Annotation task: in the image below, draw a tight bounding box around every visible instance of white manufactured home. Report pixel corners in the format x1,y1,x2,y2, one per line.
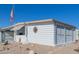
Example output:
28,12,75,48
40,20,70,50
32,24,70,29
0,19,76,46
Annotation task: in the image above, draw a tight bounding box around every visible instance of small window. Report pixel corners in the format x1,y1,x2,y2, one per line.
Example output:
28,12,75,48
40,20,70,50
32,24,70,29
19,33,24,35
16,27,25,35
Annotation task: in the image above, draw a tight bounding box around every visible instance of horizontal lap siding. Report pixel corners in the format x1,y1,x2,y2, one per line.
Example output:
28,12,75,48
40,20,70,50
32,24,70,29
66,30,73,43
66,36,72,43
0,32,1,42
56,35,65,44
14,26,28,44
15,35,27,44
73,31,76,42
76,30,79,40
56,26,75,45
28,24,55,46
56,27,65,44
4,31,14,43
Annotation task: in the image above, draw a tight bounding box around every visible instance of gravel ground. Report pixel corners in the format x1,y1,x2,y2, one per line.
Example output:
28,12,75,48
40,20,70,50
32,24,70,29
0,41,79,54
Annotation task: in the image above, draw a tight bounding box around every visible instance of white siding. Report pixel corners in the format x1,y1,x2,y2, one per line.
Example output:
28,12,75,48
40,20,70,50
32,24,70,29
66,30,73,43
56,35,65,44
75,30,79,40
0,32,1,42
73,30,76,42
28,24,55,46
14,30,27,44
56,26,75,45
15,35,27,44
14,26,28,44
56,27,65,45
3,31,14,43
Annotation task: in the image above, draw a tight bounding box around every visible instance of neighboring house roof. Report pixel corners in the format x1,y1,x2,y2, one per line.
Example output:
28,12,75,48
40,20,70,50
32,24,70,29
0,19,76,31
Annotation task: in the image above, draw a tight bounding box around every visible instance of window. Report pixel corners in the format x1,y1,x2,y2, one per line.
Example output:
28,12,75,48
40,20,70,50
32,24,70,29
19,33,24,35
16,27,25,35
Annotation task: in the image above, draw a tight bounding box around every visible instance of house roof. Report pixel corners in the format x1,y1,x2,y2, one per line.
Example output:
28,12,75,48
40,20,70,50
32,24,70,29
53,20,76,30
11,25,24,31
0,19,76,31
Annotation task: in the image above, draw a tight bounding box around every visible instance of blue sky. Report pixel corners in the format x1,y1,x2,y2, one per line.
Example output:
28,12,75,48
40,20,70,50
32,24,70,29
0,4,79,28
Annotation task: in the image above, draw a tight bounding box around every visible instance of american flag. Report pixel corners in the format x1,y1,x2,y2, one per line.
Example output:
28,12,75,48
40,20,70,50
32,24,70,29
10,6,14,25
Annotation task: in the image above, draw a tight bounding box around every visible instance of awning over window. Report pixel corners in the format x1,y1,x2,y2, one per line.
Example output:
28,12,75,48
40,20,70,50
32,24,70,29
11,25,24,31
